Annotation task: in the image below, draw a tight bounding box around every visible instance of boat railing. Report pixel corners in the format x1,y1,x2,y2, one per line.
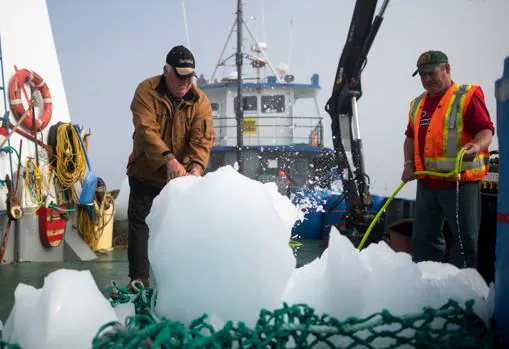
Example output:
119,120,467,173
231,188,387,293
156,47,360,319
212,115,323,146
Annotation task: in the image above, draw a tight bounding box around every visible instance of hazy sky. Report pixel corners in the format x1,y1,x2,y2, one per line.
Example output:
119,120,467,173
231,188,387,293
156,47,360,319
46,0,509,197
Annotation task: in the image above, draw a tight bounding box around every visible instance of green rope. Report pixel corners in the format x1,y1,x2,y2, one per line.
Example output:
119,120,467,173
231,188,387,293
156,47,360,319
0,338,22,349
0,146,20,160
0,283,494,348
47,203,75,213
92,284,493,349
0,146,21,188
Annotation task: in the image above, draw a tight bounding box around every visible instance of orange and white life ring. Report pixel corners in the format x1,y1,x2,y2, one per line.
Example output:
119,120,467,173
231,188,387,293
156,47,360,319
8,69,52,132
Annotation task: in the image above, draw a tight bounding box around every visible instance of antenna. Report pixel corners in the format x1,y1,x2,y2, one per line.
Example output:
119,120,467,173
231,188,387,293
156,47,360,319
287,18,293,72
181,0,191,49
260,0,267,43
209,0,282,83
236,0,244,174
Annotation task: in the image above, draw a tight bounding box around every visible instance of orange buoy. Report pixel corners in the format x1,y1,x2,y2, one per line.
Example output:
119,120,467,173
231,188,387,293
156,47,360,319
8,69,52,132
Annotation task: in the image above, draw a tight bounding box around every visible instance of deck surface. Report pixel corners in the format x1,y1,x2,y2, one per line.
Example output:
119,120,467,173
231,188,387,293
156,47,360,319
0,239,325,323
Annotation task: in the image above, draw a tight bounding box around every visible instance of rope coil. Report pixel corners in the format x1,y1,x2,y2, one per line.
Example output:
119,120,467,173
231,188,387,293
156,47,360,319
53,123,86,190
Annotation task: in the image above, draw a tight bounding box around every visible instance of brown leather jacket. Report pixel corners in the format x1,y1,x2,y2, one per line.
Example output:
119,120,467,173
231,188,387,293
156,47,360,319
126,75,213,188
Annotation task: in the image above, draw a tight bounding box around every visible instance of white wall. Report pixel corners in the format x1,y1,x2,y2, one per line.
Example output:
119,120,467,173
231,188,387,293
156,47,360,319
0,0,71,210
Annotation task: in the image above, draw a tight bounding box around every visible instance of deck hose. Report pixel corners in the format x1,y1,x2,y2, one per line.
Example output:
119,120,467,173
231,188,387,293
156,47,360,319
357,149,466,250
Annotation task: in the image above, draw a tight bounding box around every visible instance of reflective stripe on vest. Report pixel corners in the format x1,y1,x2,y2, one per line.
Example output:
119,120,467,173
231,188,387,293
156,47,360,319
409,93,425,125
423,154,488,172
409,83,489,180
444,84,469,158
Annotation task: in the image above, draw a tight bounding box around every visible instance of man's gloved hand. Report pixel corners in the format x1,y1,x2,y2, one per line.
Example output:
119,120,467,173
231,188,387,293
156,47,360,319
167,158,187,181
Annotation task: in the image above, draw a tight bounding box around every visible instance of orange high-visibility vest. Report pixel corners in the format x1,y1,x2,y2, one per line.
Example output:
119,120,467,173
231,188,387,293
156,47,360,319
408,83,489,181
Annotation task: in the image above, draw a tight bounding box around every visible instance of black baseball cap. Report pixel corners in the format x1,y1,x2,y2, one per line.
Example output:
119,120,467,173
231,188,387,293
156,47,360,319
166,45,196,79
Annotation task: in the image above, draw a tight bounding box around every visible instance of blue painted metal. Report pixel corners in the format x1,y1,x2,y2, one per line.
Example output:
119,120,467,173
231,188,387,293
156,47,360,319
495,55,509,344
212,144,334,154
291,188,387,239
201,74,320,90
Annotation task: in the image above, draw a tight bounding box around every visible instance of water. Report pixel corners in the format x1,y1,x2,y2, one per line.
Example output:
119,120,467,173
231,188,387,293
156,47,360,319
455,178,467,268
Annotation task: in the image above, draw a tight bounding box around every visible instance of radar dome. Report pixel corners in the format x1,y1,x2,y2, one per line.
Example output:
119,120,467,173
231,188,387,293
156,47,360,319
251,42,267,53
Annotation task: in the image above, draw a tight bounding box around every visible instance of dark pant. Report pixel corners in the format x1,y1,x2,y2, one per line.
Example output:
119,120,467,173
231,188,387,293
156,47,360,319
127,176,162,279
411,180,481,269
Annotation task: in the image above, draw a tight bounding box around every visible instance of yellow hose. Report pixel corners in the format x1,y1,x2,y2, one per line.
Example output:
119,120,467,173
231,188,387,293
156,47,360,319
356,149,466,250
357,181,406,250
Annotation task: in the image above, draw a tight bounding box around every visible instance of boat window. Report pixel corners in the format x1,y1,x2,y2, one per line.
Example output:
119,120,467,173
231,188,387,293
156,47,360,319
289,158,310,187
234,96,257,111
257,156,289,195
261,95,285,113
211,103,220,118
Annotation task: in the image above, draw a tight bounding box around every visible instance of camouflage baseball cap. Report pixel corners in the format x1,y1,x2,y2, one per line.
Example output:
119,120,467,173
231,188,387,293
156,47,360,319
412,50,448,77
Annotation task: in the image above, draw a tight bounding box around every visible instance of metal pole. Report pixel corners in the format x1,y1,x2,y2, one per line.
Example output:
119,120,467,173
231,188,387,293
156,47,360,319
0,34,16,191
350,95,361,141
378,0,390,17
235,0,244,174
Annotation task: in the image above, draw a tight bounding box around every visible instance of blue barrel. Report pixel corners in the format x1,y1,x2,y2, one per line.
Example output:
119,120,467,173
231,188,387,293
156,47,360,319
495,56,509,343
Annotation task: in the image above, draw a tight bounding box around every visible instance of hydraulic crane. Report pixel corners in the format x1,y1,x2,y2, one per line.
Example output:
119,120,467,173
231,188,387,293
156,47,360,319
325,0,390,232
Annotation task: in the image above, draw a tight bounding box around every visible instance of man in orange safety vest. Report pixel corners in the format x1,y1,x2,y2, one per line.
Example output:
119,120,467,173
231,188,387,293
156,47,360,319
401,50,494,268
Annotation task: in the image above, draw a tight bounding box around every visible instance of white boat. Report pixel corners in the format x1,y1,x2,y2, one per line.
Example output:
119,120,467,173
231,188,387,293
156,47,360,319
199,4,336,190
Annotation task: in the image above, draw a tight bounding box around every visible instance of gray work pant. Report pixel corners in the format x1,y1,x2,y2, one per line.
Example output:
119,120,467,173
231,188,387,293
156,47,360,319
411,180,481,268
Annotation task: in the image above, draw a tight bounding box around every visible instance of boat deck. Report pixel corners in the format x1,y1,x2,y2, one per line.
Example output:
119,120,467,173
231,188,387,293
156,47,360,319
0,240,325,323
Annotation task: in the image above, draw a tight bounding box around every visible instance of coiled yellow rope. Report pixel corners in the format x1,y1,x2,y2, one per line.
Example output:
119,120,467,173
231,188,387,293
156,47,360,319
54,123,86,190
78,194,115,250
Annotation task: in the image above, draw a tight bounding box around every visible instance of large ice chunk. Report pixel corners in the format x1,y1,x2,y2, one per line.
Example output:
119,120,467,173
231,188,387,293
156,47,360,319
283,228,493,325
148,166,300,326
3,269,118,349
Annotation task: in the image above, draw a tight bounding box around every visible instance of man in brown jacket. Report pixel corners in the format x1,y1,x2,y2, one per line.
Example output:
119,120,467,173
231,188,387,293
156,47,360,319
126,45,213,287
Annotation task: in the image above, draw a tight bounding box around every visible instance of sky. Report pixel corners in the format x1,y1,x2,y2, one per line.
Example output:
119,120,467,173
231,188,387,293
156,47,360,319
46,0,509,197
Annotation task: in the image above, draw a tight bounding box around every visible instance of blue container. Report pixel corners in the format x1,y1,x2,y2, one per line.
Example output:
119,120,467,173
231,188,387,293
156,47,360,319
495,55,509,343
291,187,387,239
291,188,332,239
292,211,323,239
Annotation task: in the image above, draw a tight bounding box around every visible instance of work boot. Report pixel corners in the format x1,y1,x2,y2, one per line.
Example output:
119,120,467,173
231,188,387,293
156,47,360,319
109,278,149,300
127,278,149,293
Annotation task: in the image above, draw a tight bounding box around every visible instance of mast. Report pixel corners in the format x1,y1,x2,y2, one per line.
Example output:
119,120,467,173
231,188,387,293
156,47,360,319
235,0,244,173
